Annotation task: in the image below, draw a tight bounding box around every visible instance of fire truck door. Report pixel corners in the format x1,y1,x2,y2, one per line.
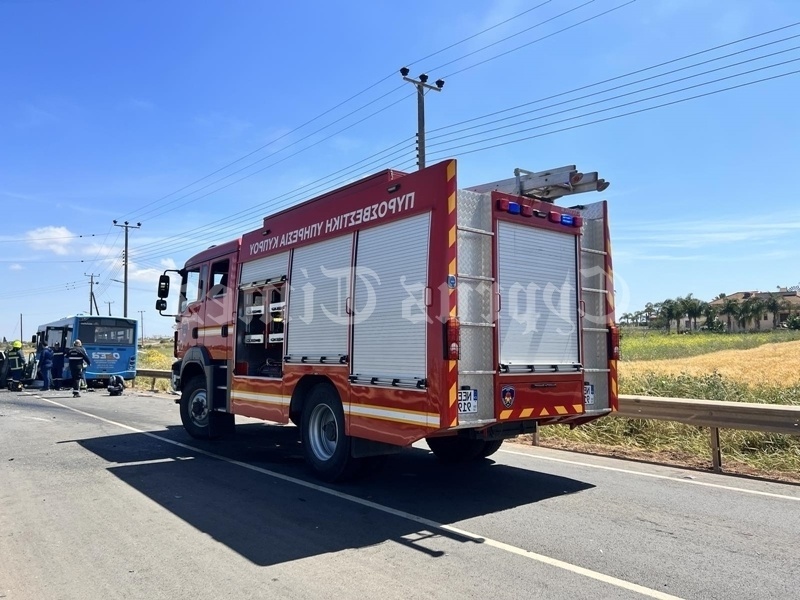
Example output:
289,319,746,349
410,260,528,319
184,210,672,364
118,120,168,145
203,258,232,362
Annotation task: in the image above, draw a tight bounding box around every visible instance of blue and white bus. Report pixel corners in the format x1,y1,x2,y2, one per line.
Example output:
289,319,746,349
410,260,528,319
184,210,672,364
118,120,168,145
34,315,138,386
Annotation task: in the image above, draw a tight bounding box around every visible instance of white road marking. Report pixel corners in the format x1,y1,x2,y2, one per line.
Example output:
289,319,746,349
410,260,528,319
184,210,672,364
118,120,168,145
499,448,800,502
39,396,684,600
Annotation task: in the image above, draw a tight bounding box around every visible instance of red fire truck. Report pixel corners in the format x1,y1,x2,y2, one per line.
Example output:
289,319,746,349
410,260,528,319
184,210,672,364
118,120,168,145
155,159,618,481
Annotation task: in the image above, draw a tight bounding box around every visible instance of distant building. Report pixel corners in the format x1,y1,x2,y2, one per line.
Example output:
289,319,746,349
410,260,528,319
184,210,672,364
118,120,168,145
708,289,800,332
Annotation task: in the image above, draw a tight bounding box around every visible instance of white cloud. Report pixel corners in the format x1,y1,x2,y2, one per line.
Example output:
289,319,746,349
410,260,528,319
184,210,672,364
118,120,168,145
25,226,75,255
9,264,23,271
129,258,177,283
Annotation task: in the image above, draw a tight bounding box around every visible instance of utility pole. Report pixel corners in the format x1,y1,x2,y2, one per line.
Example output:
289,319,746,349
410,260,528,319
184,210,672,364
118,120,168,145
113,220,141,318
138,310,145,348
85,273,100,315
20,313,23,345
400,67,444,170
104,300,115,316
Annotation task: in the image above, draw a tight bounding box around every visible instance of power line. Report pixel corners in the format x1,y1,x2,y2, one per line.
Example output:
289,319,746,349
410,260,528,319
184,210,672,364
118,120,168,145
0,233,103,243
428,0,598,74
427,44,800,148
123,2,556,222
429,21,800,134
426,68,800,159
137,39,787,264
130,138,416,258
441,0,637,78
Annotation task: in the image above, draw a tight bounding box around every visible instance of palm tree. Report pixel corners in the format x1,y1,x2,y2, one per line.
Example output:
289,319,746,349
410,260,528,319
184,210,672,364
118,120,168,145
681,294,704,331
763,292,785,329
719,298,739,332
643,302,655,327
703,303,719,330
659,299,679,333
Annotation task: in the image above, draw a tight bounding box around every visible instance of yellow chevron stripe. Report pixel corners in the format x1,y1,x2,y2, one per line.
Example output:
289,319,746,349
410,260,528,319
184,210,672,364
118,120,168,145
449,382,457,407
520,408,534,418
450,416,459,427
500,409,513,420
573,404,583,413
447,160,456,181
449,225,456,248
540,407,550,417
448,191,456,214
554,405,568,415
449,258,456,274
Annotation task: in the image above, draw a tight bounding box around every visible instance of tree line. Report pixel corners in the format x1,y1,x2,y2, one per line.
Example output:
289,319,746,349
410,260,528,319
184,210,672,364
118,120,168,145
619,292,800,333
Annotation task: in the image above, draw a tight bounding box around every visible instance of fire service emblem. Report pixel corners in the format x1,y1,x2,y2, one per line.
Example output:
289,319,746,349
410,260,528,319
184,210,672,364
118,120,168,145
501,386,515,408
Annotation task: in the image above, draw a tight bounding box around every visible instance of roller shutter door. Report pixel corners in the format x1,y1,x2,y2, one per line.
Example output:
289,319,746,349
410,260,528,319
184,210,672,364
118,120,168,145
497,221,579,367
352,213,430,381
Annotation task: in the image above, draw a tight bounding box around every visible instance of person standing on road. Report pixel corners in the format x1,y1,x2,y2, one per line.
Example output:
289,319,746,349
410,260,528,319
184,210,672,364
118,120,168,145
40,341,54,391
52,342,65,390
66,340,91,398
6,340,26,391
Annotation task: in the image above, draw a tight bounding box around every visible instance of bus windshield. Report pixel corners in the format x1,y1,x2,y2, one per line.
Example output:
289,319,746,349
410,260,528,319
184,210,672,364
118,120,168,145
78,318,135,345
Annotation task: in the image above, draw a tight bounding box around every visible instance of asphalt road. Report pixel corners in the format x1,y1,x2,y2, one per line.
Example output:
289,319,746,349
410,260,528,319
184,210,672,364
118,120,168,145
1,388,799,600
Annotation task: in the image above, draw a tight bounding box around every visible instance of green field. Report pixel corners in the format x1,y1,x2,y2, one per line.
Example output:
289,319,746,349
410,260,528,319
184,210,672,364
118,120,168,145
620,328,800,361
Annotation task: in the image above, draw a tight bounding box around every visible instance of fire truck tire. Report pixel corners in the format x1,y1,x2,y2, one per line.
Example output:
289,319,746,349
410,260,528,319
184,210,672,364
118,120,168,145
180,376,214,439
426,436,486,462
479,440,504,458
301,383,361,482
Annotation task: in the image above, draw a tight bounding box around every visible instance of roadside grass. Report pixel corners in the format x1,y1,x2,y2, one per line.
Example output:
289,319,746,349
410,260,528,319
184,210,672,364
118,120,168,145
134,344,175,392
620,329,800,361
540,344,800,482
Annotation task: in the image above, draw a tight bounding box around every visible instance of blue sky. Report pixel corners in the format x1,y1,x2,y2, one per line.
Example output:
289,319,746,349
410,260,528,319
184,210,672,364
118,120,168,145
2,0,799,338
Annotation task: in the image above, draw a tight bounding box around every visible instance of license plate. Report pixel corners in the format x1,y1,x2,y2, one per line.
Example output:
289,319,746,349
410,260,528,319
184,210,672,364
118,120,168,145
584,383,595,405
457,389,478,414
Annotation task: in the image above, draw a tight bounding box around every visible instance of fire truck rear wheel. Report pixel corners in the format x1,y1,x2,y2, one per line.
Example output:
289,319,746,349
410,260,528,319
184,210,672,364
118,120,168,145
426,436,486,462
480,440,504,458
180,376,212,439
301,383,361,482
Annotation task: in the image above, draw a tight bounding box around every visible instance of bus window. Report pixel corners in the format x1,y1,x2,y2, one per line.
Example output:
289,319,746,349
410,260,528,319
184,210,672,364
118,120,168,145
78,319,135,345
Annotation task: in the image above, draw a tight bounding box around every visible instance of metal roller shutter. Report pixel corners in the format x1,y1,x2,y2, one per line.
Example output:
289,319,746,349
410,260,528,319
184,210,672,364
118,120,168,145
286,235,352,358
239,252,289,286
497,221,579,367
352,212,430,381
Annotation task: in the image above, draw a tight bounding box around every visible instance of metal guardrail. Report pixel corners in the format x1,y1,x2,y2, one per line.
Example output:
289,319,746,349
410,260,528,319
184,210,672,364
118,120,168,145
618,395,800,436
134,369,171,392
618,394,800,473
133,370,800,472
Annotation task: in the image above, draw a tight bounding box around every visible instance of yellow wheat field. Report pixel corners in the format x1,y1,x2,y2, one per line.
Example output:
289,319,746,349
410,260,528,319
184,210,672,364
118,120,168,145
620,340,800,387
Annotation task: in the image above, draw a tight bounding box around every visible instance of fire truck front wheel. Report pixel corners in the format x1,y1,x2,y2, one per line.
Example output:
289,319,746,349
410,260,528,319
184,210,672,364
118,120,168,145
180,376,212,438
301,384,361,482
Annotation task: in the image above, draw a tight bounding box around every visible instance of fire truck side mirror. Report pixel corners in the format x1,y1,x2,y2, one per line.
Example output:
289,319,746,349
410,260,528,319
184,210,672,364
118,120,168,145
155,299,168,312
31,335,37,344
157,275,171,298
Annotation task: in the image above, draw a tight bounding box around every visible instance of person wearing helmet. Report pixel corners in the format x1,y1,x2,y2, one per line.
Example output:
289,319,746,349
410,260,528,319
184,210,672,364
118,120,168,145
66,340,91,398
7,341,26,392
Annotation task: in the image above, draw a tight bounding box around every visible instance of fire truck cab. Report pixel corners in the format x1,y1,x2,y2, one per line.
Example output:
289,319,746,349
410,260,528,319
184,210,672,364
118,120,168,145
156,159,617,481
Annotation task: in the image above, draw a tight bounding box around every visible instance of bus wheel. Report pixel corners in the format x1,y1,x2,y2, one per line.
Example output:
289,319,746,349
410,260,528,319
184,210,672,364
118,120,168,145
180,376,211,438
426,436,486,462
301,383,361,482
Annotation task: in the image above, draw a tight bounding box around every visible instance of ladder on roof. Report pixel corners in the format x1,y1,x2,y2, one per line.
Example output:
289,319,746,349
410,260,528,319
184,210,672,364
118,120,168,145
465,165,610,202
